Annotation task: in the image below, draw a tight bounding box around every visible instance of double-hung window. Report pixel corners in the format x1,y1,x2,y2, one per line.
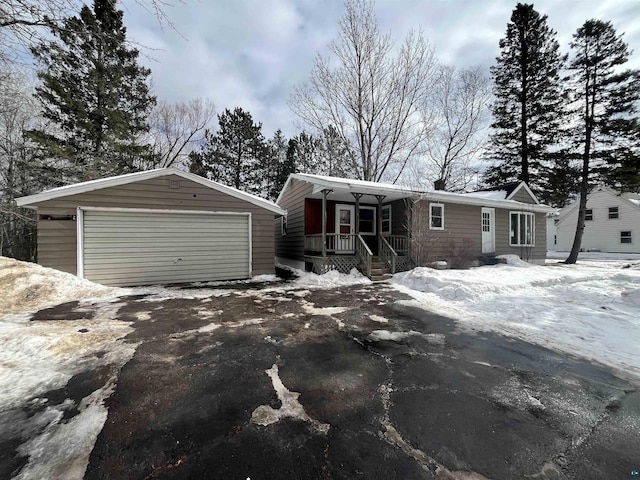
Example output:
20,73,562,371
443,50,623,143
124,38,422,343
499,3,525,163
609,207,619,219
585,209,593,221
358,207,376,235
381,205,391,235
510,212,535,247
429,203,444,230
621,231,632,244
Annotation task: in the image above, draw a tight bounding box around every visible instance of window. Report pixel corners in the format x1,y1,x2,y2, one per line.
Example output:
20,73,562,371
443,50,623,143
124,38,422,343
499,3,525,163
429,203,444,230
381,205,391,235
280,217,287,236
510,212,535,246
358,207,376,235
585,209,593,221
621,231,632,244
609,207,619,219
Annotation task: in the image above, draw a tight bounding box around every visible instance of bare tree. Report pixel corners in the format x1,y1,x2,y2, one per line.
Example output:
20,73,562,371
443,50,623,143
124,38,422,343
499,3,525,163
0,0,181,63
424,66,491,191
289,0,437,183
146,98,216,169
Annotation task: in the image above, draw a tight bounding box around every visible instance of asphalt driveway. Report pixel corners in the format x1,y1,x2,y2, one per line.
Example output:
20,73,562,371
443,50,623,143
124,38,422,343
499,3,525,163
3,282,640,479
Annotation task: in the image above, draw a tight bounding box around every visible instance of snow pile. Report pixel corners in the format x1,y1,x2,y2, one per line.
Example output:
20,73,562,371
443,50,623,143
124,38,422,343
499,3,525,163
392,260,640,382
292,267,372,288
0,256,119,316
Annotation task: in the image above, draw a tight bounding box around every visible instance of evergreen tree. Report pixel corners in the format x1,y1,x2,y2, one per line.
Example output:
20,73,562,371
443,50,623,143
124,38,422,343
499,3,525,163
264,129,290,201
485,3,567,193
565,20,640,263
28,0,155,182
188,107,268,196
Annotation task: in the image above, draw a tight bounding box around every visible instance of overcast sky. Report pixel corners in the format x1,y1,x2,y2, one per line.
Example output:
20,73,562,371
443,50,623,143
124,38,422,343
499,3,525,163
123,0,640,138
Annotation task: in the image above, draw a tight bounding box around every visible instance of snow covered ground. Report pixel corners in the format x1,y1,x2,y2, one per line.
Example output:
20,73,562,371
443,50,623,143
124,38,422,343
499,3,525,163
392,254,640,383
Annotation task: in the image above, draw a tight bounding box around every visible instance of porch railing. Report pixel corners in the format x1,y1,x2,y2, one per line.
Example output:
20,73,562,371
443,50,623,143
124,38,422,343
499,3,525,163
355,234,372,277
384,234,409,253
304,233,356,253
379,234,397,273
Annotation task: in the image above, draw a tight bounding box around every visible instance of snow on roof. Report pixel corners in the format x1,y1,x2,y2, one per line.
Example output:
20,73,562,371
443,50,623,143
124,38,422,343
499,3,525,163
16,168,286,216
285,174,550,212
630,199,640,206
460,190,508,200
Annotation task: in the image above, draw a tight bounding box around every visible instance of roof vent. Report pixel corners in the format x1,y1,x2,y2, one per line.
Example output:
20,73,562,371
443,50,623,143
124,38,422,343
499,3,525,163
169,179,180,189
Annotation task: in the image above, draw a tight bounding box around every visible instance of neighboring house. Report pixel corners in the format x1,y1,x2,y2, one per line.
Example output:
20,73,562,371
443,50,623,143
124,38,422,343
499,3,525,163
275,174,550,278
16,168,286,286
546,210,560,251
555,187,640,253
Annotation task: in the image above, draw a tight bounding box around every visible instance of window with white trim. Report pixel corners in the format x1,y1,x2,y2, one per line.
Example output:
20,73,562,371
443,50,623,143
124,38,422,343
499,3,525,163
429,203,444,230
621,231,632,244
510,212,535,246
381,205,391,235
585,209,593,221
609,207,619,219
358,207,376,235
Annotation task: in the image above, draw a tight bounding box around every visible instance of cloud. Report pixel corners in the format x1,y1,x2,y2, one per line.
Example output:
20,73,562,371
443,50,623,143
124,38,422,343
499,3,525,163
122,0,640,138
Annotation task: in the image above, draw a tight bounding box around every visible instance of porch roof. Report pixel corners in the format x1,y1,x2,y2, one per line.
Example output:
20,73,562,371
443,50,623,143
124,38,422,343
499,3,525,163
281,174,553,213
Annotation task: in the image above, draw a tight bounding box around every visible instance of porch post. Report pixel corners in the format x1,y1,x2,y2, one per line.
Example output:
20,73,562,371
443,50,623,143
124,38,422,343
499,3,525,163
375,195,386,237
321,189,331,258
351,193,363,235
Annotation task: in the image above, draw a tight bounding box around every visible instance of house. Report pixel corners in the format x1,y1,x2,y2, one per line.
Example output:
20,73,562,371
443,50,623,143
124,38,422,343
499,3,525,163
16,168,286,286
275,174,550,278
555,187,640,253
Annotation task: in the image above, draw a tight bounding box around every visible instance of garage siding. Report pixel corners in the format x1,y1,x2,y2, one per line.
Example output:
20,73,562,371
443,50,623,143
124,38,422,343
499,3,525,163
34,174,275,278
82,210,250,286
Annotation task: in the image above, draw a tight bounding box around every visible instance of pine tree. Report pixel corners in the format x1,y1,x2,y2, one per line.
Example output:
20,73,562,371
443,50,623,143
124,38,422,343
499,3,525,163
27,0,156,183
264,129,290,201
565,20,640,264
485,3,567,193
188,107,268,196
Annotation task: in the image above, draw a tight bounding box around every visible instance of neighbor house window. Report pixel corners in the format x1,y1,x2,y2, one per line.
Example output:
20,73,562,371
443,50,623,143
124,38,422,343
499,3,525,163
585,209,593,221
621,231,632,244
609,207,619,219
510,212,535,247
429,203,444,230
381,205,391,235
359,207,376,235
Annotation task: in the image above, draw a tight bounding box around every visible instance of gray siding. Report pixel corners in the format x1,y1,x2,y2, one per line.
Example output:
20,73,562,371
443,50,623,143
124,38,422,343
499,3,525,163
275,179,313,262
510,187,537,204
388,199,409,235
412,202,546,263
34,174,275,277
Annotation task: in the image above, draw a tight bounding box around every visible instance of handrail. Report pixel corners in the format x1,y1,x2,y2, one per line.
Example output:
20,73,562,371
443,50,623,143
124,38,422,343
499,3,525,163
384,234,409,253
355,234,372,277
379,234,398,273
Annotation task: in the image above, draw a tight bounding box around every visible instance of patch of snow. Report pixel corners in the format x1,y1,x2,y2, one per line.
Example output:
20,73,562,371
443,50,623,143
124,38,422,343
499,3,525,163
251,364,329,434
369,315,389,324
369,330,445,345
547,250,640,261
292,268,372,288
302,304,348,316
0,257,121,317
461,190,507,200
495,254,531,267
392,260,640,382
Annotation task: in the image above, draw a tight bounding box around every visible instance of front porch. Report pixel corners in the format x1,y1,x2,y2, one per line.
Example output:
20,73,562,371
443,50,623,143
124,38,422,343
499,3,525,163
304,229,413,280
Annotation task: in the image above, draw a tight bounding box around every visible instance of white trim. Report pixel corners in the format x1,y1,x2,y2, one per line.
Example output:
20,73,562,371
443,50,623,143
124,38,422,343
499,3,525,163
76,207,84,279
77,206,250,216
77,207,253,280
506,181,540,204
429,203,444,230
16,167,286,216
358,205,376,235
509,211,536,247
335,204,356,253
481,207,496,254
248,212,253,277
381,204,392,235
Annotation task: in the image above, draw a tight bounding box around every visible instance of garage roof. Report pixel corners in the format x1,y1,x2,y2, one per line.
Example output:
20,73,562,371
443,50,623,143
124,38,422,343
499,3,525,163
16,168,286,215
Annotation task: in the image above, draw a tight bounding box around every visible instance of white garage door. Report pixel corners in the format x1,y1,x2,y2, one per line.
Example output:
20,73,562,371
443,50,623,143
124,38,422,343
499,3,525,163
81,209,251,286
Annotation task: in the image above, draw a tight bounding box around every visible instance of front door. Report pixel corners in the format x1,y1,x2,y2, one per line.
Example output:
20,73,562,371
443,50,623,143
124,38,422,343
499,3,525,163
335,204,355,253
481,207,495,254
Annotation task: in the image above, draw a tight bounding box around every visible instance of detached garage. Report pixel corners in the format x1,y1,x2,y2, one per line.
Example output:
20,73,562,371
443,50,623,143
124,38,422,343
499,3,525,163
16,168,286,286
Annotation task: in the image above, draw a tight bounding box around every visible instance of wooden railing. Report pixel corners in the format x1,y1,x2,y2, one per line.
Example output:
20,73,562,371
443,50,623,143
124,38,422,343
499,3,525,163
384,235,409,253
379,234,398,273
304,234,355,253
355,234,372,277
